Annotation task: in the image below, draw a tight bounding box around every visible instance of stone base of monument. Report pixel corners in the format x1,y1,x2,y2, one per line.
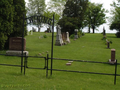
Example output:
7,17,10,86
109,59,116,64
6,50,29,56
55,40,63,46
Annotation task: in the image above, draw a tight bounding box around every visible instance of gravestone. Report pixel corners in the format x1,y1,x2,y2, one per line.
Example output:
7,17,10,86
66,32,70,43
106,39,110,48
9,37,26,51
103,27,106,36
109,49,116,64
55,25,63,46
62,32,67,42
6,37,28,56
74,29,78,39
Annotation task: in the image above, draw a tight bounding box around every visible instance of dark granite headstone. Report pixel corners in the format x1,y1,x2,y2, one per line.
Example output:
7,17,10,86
9,37,26,51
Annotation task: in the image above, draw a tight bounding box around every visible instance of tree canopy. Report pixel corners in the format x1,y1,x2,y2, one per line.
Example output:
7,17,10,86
0,0,27,49
110,0,120,31
85,2,107,33
0,0,13,49
27,0,46,32
58,0,89,35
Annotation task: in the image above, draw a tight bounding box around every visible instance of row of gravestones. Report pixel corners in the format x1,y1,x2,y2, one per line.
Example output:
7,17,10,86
102,27,116,64
55,25,78,46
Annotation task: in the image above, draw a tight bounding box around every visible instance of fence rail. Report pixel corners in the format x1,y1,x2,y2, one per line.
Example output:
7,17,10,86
0,53,120,85
46,54,119,85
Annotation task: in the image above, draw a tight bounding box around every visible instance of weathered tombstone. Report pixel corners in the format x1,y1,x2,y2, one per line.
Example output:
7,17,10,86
6,37,28,56
106,39,110,48
109,49,116,64
55,25,63,46
103,27,106,36
9,37,26,51
32,27,36,32
74,29,78,39
66,32,70,43
62,32,67,42
66,63,71,66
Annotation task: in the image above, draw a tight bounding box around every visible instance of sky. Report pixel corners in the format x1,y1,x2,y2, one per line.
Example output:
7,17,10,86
25,0,117,33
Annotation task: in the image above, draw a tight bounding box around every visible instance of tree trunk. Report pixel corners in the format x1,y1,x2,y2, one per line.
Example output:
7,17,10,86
93,28,95,33
38,25,41,32
88,25,90,33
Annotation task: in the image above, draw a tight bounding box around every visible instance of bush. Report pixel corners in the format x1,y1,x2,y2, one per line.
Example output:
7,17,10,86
70,34,75,39
0,33,8,50
115,32,120,38
43,34,47,38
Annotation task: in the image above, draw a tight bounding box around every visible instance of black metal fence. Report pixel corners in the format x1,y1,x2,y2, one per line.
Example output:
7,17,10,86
46,54,120,85
0,53,120,85
0,53,46,75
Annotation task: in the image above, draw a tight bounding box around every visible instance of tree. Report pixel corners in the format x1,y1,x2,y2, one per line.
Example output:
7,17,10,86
47,0,66,17
85,2,107,33
27,0,46,32
0,0,13,49
10,0,27,37
58,0,89,35
110,0,120,34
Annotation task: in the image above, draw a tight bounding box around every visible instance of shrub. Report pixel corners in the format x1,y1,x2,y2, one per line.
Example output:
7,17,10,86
70,34,75,39
115,32,120,38
43,34,47,38
0,33,8,49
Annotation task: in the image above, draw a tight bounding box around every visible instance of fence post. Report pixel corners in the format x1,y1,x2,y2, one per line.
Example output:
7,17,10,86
114,59,117,85
24,52,27,75
46,54,49,77
21,14,25,73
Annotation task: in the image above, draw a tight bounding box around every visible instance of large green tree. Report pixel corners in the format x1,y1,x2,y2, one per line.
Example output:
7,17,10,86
10,0,27,37
58,0,89,35
85,2,107,33
109,0,120,37
0,0,13,49
0,0,27,49
110,0,120,31
47,0,66,17
27,0,46,32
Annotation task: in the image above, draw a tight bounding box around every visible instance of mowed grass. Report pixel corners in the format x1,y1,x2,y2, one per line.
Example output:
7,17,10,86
0,32,120,90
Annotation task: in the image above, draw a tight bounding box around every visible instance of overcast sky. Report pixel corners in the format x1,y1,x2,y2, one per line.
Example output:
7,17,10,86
25,0,116,33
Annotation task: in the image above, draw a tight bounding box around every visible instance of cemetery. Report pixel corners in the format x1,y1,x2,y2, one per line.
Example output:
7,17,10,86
0,31,120,89
1,0,120,90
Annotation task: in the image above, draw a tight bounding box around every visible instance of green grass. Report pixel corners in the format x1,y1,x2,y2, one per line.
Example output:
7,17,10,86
0,32,120,90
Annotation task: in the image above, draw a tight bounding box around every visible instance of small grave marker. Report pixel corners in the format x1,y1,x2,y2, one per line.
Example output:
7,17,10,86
109,49,116,64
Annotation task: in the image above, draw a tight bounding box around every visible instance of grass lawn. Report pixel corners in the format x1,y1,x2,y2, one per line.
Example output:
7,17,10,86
0,32,120,90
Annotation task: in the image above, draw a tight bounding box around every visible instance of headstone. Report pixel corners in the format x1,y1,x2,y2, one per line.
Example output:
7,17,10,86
74,29,78,39
6,37,28,56
66,63,71,66
62,32,67,42
66,32,70,43
9,37,26,51
106,39,110,48
55,25,63,46
103,26,106,37
109,49,116,64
